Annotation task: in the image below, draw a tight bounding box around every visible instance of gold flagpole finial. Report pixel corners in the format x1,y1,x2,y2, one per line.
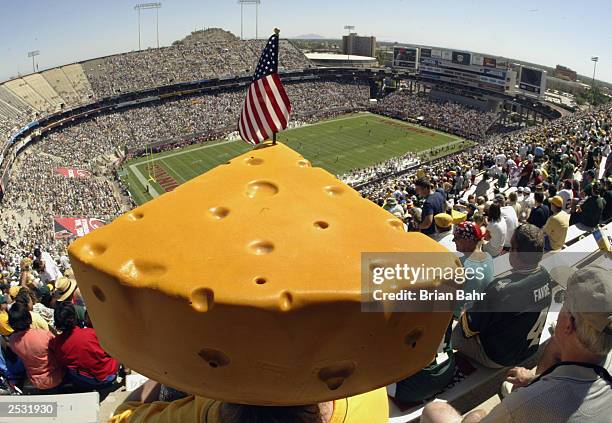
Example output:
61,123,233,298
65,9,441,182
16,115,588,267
274,28,280,35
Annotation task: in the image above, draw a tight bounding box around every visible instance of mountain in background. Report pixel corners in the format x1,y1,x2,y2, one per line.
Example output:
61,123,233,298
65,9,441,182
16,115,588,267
292,34,326,39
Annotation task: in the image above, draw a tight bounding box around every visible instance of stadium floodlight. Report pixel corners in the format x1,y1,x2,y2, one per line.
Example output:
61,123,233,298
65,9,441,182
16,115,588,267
134,2,162,51
27,50,40,73
591,56,599,87
238,0,261,40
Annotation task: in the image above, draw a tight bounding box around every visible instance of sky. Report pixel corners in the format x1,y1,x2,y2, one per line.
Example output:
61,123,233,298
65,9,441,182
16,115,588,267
0,0,610,83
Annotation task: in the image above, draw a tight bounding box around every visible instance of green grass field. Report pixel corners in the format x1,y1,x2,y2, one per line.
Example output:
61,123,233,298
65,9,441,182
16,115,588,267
123,113,469,205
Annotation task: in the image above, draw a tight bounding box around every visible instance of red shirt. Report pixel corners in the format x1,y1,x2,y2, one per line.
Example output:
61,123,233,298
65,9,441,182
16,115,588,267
49,327,118,381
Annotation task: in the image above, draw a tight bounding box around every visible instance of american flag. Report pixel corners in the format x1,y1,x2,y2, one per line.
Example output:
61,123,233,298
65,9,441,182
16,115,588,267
238,31,292,146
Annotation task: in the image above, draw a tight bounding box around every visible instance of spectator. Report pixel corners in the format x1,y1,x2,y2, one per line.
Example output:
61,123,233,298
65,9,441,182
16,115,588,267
55,277,77,304
527,192,551,229
432,213,455,252
452,224,552,368
495,194,518,249
507,191,522,220
383,197,404,217
8,302,65,392
415,178,445,236
33,251,62,286
0,294,12,336
422,265,612,423
558,179,574,213
572,182,606,228
13,288,50,332
474,174,491,198
519,187,534,221
50,302,119,390
482,203,506,258
602,177,612,222
452,222,493,318
543,196,570,251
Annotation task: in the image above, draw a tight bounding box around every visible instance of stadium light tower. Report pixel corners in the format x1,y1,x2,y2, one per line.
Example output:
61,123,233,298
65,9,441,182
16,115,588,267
27,50,40,73
238,0,261,40
134,3,162,51
591,56,599,87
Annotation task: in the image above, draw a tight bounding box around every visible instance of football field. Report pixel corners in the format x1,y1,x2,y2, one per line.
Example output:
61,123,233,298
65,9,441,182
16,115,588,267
123,113,469,205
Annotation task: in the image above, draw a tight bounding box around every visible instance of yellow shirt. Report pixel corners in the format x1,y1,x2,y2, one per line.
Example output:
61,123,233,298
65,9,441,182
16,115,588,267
0,311,13,336
543,210,570,250
30,312,49,331
109,387,388,423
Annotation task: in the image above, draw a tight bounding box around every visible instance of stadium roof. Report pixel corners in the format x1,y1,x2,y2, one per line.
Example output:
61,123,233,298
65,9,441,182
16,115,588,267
305,53,376,62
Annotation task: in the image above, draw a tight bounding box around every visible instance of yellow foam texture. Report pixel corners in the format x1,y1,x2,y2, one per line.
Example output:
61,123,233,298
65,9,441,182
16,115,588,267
68,142,459,406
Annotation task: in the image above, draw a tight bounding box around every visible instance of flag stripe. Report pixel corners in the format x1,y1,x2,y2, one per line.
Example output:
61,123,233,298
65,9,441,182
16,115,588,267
243,87,262,142
260,76,284,130
255,78,281,132
272,73,292,115
242,102,258,143
246,85,268,142
250,81,275,138
267,74,291,126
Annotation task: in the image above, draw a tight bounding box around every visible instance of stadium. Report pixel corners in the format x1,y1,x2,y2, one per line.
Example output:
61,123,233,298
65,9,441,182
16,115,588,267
0,3,611,423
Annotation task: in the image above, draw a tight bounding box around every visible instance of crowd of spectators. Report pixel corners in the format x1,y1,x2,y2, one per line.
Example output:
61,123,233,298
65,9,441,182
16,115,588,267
0,248,120,397
82,29,313,99
372,90,499,140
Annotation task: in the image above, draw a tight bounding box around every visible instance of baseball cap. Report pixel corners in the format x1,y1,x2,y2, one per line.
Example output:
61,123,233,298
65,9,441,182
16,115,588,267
9,285,21,299
565,266,612,335
434,213,453,229
517,187,524,193
524,187,532,194
550,196,564,209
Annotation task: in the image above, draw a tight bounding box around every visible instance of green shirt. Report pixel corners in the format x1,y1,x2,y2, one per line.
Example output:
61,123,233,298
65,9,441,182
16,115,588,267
579,196,605,228
461,268,552,366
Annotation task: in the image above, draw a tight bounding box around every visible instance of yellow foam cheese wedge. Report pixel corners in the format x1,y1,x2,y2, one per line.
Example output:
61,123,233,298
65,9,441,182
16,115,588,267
69,142,459,405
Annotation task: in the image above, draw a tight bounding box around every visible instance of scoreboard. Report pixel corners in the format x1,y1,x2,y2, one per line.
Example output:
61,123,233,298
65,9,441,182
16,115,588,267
517,66,546,96
418,47,513,94
393,47,419,70
391,45,519,96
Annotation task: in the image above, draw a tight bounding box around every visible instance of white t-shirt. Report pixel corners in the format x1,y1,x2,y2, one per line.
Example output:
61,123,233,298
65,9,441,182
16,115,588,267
558,189,574,213
520,196,534,220
432,231,457,253
39,252,62,284
483,220,507,257
500,206,519,248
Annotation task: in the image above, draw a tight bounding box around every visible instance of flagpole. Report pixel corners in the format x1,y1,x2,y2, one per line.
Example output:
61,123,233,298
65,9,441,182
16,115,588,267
272,27,280,146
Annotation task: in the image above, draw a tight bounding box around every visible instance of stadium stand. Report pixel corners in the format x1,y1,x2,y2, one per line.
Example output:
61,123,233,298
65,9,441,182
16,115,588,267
41,68,80,106
60,63,95,102
3,78,53,113
22,74,65,109
0,85,33,116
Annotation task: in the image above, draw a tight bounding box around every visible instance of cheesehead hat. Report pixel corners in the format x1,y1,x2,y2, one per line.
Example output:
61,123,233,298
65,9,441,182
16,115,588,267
68,142,459,406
